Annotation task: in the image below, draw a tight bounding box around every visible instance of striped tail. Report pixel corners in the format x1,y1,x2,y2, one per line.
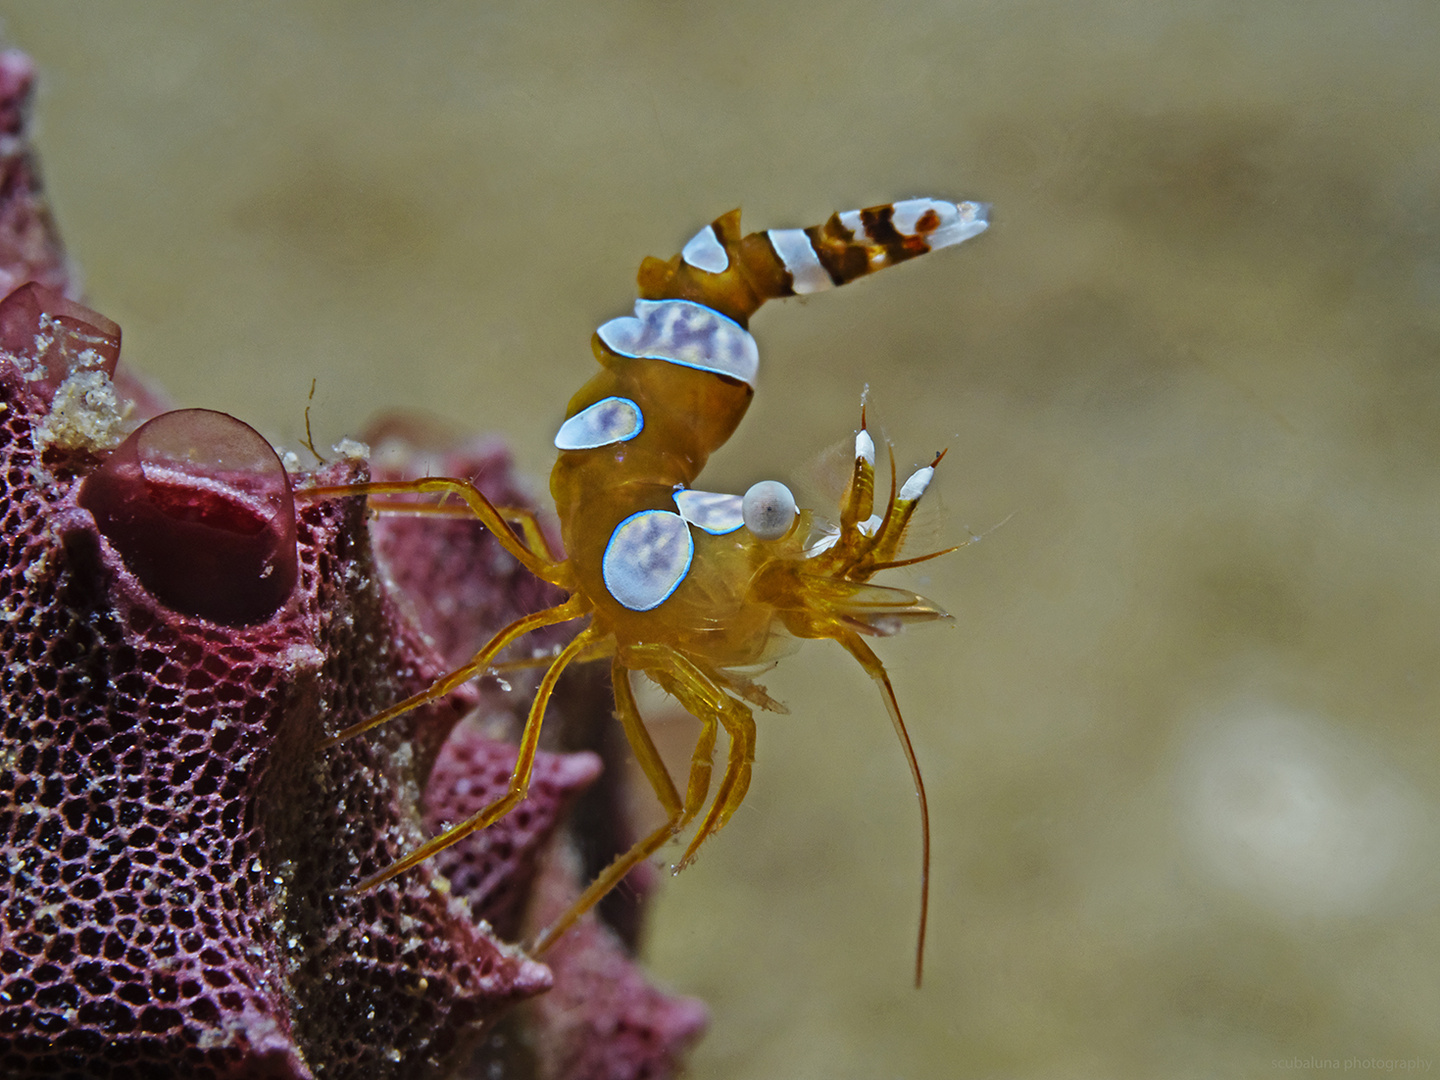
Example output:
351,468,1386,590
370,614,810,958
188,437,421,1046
636,197,989,326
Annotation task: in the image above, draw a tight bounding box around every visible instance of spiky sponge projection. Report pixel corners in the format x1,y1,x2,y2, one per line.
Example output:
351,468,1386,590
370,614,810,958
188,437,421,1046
0,47,704,1080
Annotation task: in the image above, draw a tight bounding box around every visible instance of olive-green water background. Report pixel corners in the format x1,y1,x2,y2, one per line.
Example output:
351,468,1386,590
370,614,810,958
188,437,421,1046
5,3,1438,1077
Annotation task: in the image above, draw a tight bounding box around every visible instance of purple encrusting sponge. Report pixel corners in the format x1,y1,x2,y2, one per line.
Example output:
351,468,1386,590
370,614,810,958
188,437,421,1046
0,46,704,1080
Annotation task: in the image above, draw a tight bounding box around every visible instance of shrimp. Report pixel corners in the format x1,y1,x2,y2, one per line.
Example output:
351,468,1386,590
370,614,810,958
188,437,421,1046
305,196,989,986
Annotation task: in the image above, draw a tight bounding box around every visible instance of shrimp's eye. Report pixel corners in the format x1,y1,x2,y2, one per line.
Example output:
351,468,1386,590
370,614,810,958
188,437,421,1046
742,480,797,540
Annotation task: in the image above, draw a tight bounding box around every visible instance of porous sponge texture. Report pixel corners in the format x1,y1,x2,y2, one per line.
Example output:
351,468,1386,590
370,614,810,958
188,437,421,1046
0,354,570,1076
0,44,705,1078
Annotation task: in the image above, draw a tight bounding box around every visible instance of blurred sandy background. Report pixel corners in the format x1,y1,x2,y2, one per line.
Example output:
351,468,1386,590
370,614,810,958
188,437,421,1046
4,2,1438,1077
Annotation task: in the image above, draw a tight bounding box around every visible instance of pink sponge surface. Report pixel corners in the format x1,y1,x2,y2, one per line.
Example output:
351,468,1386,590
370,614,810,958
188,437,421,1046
0,45,703,1080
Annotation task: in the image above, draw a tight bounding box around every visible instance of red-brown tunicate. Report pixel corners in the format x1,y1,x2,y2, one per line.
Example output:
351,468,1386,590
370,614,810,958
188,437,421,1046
0,281,119,397
78,408,298,624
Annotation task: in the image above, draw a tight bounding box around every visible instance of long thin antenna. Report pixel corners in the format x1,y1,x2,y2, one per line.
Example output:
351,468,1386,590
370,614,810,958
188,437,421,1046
838,631,931,988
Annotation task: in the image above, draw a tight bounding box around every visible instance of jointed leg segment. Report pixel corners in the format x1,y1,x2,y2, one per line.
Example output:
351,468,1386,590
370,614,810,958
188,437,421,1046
322,595,587,748
654,654,755,870
529,648,757,955
304,477,567,584
354,621,603,892
364,497,560,565
621,645,757,867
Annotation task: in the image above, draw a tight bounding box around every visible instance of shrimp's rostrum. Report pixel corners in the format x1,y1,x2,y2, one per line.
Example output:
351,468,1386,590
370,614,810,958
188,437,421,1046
306,196,989,986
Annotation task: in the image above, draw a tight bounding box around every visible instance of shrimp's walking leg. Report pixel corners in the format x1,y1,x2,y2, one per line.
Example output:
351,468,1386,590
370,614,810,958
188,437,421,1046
627,649,755,871
496,506,558,563
354,622,604,892
323,595,588,747
303,477,566,585
530,659,705,955
365,497,561,564
609,661,684,820
531,649,753,954
676,701,753,870
835,630,931,989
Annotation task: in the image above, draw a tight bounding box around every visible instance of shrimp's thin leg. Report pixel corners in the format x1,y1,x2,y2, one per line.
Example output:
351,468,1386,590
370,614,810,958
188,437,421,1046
610,662,684,818
531,653,740,954
496,506,559,563
532,647,740,958
674,694,719,835
366,498,560,564
627,650,755,871
302,477,566,585
323,596,588,748
835,630,931,990
677,712,752,869
354,622,605,892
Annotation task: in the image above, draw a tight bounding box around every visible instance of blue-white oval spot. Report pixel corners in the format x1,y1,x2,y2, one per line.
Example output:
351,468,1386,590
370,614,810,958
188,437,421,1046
554,395,644,451
673,488,744,535
681,224,729,274
602,509,694,611
597,299,759,388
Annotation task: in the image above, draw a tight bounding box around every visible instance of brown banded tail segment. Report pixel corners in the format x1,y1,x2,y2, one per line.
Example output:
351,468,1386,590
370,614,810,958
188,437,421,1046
764,197,989,296
633,197,988,324
802,203,929,289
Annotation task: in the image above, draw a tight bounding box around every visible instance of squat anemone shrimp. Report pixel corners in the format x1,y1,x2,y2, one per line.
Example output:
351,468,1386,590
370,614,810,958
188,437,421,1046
303,196,990,987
